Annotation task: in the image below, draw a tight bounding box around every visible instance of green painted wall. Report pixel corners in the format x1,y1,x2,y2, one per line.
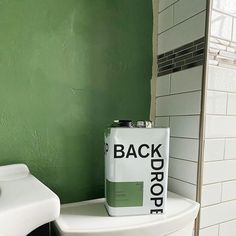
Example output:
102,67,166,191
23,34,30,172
0,0,152,203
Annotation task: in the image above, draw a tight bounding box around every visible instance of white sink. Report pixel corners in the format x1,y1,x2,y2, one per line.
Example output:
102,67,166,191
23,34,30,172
0,164,60,236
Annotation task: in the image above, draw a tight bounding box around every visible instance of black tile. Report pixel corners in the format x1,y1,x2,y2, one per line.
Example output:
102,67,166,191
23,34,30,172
194,37,205,45
175,52,193,62
164,50,174,57
158,69,173,77
193,48,205,56
175,60,185,67
167,54,176,60
174,41,194,53
158,59,173,68
197,42,205,50
175,45,196,57
185,54,204,64
158,64,175,72
158,56,168,63
172,67,182,73
158,53,165,59
182,60,204,70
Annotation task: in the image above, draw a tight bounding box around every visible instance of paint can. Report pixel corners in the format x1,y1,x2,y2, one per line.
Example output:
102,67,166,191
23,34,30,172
104,121,170,216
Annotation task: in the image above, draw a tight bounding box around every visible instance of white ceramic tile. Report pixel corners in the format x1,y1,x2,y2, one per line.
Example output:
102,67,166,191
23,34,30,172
204,139,225,162
203,160,236,184
169,158,198,184
206,91,227,115
208,65,236,92
201,200,236,228
159,0,178,12
213,0,236,15
211,10,233,41
170,115,200,138
174,0,206,24
201,183,222,207
170,66,202,94
158,11,206,54
156,75,170,97
233,18,236,43
156,91,201,116
168,177,196,200
199,225,219,236
227,93,236,115
170,137,199,162
222,180,236,202
155,116,170,128
225,138,236,159
158,6,174,34
219,219,236,236
205,115,236,138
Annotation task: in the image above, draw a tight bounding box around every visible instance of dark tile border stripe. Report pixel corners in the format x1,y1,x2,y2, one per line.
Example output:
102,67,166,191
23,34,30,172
157,37,205,76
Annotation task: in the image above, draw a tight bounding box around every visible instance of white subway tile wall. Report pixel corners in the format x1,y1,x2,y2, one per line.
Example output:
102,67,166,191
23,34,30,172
168,177,196,200
199,225,219,236
170,66,202,94
211,10,233,41
204,139,224,162
200,0,236,233
173,0,206,25
156,91,201,116
158,11,206,54
158,5,173,34
201,183,221,207
156,1,207,235
219,219,236,236
156,75,170,96
170,115,200,138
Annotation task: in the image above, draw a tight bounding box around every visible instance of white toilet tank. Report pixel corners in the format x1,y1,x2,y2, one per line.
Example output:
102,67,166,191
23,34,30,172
54,192,199,236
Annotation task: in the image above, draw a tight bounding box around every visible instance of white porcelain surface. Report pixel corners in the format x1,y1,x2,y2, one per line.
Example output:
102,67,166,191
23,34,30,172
0,164,60,236
201,199,236,228
174,0,206,24
222,180,236,202
54,192,199,236
204,139,225,162
219,219,236,236
168,178,196,201
156,75,170,97
156,91,201,116
201,183,221,207
211,10,233,41
170,137,199,162
199,225,219,236
206,91,227,115
170,115,200,138
170,66,202,94
169,158,197,184
158,11,206,54
203,160,236,184
158,6,173,34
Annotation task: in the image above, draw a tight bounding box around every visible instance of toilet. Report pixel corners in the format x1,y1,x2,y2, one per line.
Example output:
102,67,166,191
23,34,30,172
54,192,199,236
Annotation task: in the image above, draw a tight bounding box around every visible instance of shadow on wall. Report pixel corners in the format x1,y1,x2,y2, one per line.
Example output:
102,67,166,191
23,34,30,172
0,0,152,203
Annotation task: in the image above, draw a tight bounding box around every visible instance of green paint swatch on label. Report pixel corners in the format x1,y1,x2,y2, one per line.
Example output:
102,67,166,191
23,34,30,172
106,179,143,207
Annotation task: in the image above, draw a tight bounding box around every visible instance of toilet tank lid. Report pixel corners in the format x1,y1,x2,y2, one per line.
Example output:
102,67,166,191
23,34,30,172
54,192,199,234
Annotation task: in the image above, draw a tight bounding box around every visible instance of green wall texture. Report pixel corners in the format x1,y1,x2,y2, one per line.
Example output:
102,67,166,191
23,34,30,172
0,0,152,203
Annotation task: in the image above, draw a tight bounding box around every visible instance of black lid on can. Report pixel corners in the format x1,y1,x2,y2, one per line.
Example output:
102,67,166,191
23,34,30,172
111,120,132,127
